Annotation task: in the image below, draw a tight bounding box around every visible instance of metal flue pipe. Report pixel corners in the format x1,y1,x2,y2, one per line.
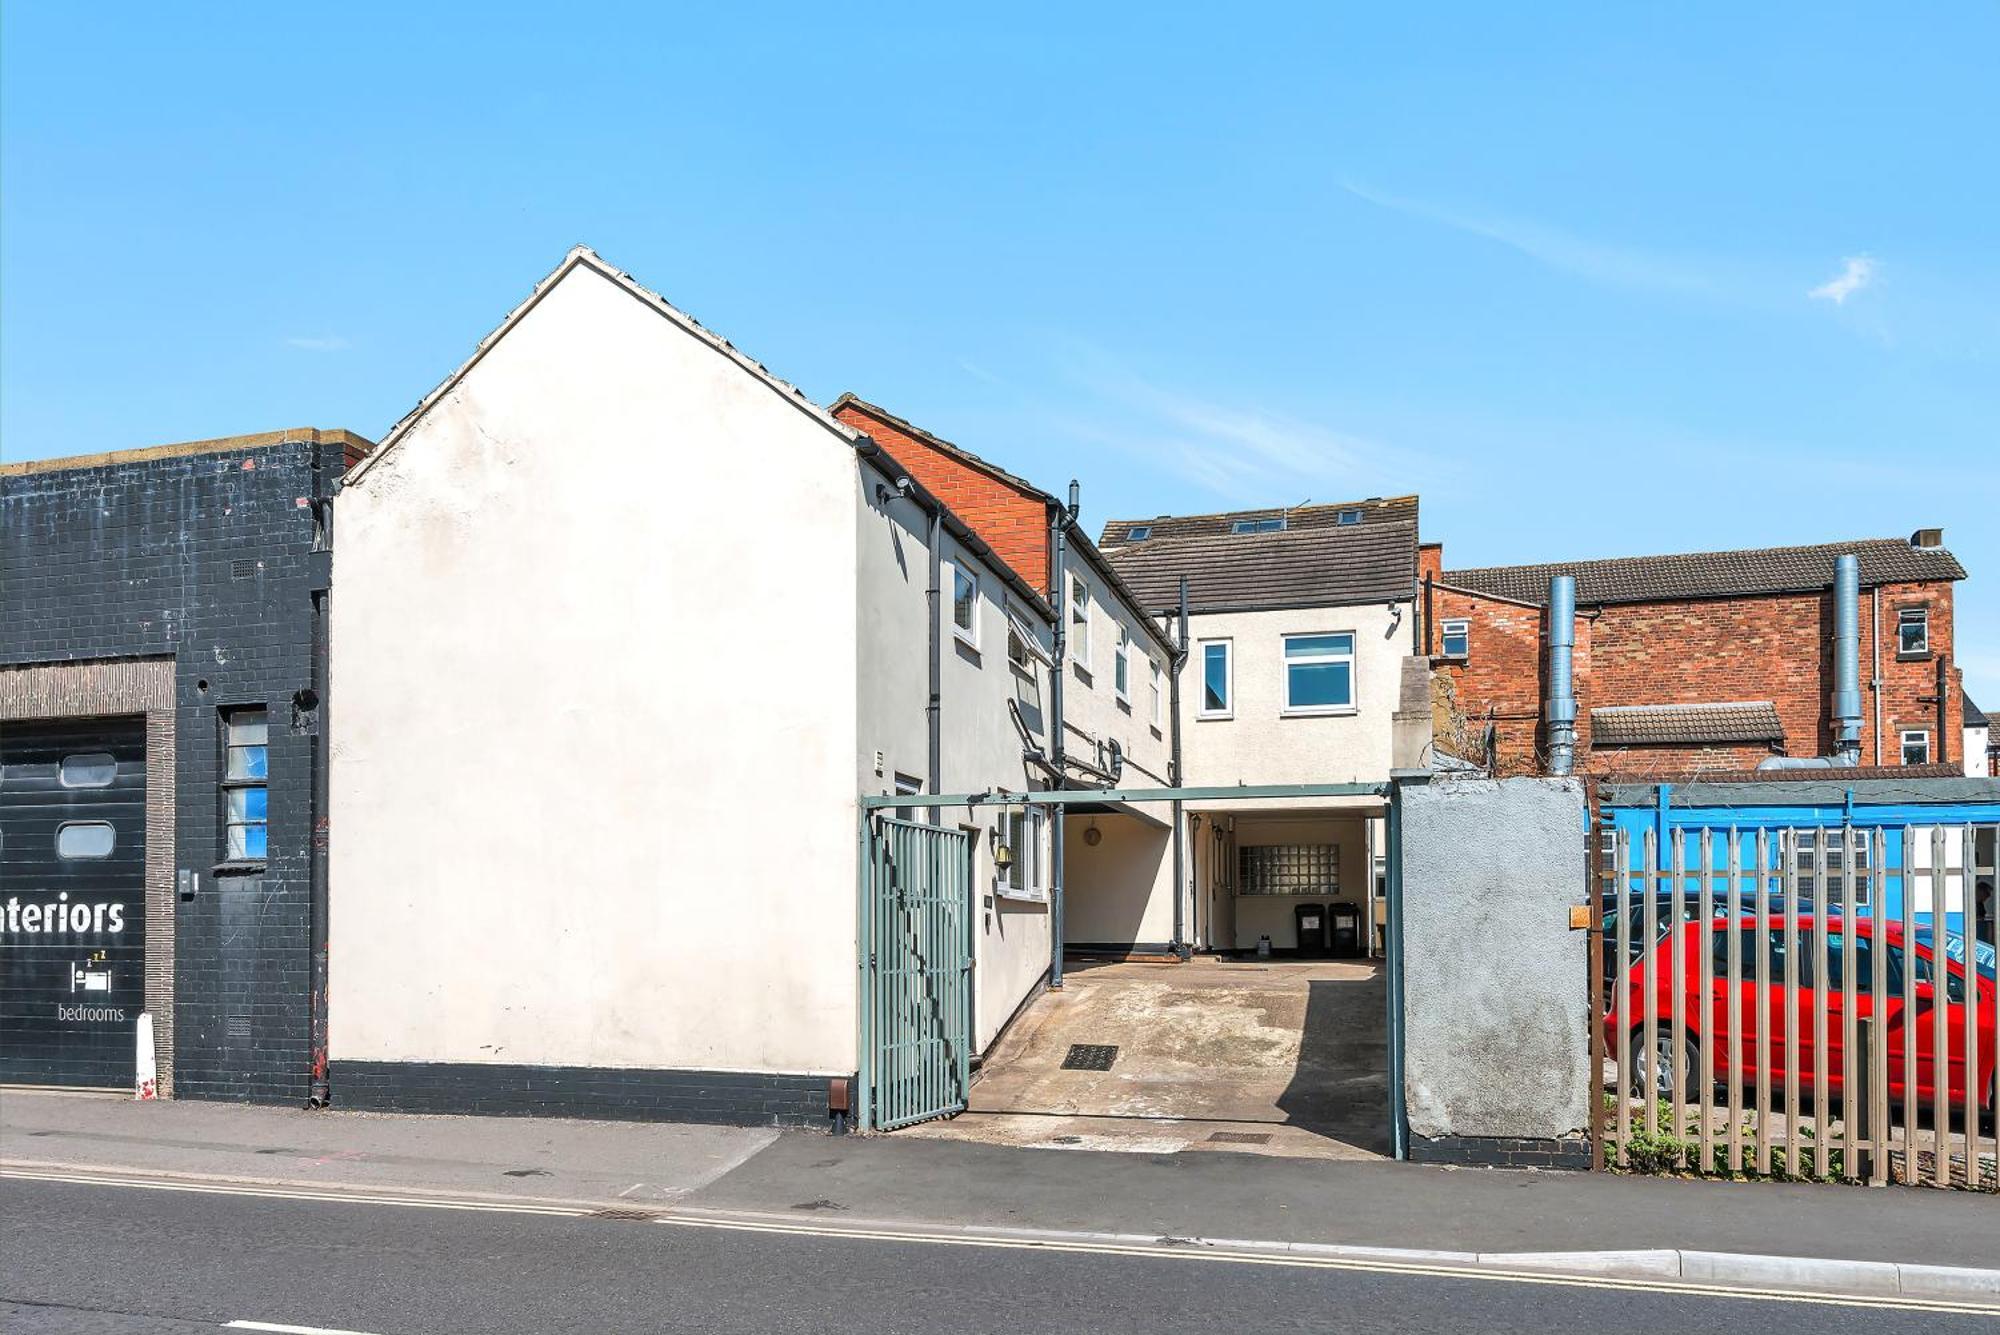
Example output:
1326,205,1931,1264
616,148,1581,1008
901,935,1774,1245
1831,554,1863,767
1546,575,1578,775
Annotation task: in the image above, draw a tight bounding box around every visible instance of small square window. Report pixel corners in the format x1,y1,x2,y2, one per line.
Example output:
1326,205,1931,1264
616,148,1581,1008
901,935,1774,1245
952,564,979,647
1900,730,1931,766
1231,517,1285,534
1897,607,1929,656
1125,525,1152,542
1336,509,1362,526
1439,618,1470,660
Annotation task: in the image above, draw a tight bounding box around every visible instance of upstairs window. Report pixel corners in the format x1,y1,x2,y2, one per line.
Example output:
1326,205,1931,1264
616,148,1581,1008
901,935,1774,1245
1125,525,1152,542
1199,641,1233,717
222,708,269,861
1901,730,1931,766
1068,574,1092,668
1149,658,1164,727
1231,517,1285,534
1897,607,1929,656
1114,627,1132,702
59,753,117,788
1439,618,1470,660
1336,508,1363,525
1284,633,1355,714
951,564,979,648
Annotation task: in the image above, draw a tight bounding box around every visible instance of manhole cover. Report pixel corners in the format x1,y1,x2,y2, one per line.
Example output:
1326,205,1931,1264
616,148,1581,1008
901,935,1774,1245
1207,1131,1272,1145
1061,1044,1119,1071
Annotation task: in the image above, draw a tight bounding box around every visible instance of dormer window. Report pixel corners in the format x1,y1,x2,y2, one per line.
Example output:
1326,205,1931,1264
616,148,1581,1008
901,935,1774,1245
1337,509,1363,525
1231,517,1286,535
1125,525,1152,542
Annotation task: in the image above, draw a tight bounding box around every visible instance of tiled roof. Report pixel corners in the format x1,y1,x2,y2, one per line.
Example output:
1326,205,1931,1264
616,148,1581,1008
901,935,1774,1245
1103,518,1419,614
1442,537,1965,607
1590,702,1786,747
1100,496,1418,548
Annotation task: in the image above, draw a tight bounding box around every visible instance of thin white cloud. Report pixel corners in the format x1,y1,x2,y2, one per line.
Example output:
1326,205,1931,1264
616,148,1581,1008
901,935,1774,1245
1056,348,1432,505
1809,255,1876,305
284,335,352,352
1342,181,1715,296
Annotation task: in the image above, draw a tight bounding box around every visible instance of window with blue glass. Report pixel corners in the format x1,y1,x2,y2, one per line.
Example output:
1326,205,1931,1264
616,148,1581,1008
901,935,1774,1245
222,708,269,861
1198,640,1232,717
1283,633,1354,713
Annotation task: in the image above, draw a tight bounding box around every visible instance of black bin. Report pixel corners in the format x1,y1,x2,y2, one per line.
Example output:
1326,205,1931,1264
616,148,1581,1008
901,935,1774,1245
1328,902,1363,958
1293,903,1329,957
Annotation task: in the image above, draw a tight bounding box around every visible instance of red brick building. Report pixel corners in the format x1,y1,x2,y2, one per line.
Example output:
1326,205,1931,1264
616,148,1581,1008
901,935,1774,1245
1421,533,1967,778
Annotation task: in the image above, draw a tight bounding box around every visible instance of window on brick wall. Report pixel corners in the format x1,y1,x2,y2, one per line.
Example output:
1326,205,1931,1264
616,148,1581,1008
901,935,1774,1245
222,708,269,861
1900,730,1931,766
1897,607,1929,656
1439,618,1470,660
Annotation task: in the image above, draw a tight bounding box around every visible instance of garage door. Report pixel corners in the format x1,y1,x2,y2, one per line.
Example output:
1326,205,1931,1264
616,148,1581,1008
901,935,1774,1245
0,717,148,1088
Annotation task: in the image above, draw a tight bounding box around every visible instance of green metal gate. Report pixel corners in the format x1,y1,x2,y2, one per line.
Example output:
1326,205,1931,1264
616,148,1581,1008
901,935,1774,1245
859,817,974,1131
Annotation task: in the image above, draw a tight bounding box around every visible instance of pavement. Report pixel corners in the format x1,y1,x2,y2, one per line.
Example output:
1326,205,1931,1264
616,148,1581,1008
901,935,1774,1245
8,1173,1988,1335
914,957,1388,1159
3,1086,1998,1311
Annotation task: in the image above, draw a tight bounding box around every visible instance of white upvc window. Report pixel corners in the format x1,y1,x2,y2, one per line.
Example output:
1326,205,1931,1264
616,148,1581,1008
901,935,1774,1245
1282,632,1356,715
951,563,979,648
1114,627,1132,703
1897,607,1929,656
1439,618,1470,660
1901,730,1931,765
1148,657,1163,727
1068,572,1092,669
997,806,1046,901
1198,639,1233,719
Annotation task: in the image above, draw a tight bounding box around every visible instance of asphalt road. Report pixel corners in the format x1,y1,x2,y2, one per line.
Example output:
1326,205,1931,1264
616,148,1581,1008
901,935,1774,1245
1,1178,1988,1335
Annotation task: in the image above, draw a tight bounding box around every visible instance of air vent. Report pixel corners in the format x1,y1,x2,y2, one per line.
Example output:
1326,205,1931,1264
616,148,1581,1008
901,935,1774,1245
231,559,258,579
1910,528,1944,549
224,1013,252,1041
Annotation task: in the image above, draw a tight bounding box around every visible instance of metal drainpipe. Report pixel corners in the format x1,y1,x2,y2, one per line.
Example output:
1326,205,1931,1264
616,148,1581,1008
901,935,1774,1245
306,445,333,1107
1871,587,1883,765
1832,554,1863,767
919,486,943,825
1048,488,1075,988
1384,780,1407,1159
1545,575,1577,775
1170,576,1190,959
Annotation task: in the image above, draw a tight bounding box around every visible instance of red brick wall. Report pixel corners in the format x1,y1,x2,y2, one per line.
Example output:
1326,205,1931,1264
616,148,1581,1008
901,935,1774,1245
1431,577,1962,778
833,402,1051,594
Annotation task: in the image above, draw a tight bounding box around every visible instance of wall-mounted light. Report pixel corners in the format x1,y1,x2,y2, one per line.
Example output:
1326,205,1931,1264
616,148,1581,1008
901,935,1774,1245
1083,818,1102,847
994,842,1017,871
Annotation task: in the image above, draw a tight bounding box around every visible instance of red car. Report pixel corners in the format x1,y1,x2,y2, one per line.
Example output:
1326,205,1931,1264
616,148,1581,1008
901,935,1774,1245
1604,914,1997,1120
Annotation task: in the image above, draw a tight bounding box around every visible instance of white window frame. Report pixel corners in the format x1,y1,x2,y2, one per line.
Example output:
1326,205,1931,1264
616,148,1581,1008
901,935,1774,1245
1901,729,1932,765
1897,606,1929,656
1114,626,1132,703
1439,618,1470,660
1197,639,1233,720
950,562,980,649
1148,657,1163,727
1068,572,1092,671
996,806,1047,902
1282,631,1357,717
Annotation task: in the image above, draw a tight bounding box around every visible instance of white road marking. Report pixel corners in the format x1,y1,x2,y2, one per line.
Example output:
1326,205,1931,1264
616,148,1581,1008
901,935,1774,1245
0,1167,587,1217
226,1322,389,1334
652,1214,2000,1317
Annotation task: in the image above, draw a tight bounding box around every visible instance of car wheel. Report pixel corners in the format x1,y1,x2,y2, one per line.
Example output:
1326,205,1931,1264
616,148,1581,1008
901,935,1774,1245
1629,1026,1700,1103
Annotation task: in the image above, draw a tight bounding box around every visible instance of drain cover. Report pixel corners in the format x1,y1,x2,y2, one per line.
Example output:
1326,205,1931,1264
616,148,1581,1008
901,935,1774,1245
587,1206,663,1222
1061,1043,1119,1071
1207,1131,1272,1145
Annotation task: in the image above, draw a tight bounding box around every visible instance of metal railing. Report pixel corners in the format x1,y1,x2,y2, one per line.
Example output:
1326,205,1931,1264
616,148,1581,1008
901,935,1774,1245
1597,821,1997,1189
860,817,974,1132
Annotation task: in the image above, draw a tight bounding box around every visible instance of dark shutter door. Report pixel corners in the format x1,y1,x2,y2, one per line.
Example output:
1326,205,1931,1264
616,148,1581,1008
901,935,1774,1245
0,717,148,1087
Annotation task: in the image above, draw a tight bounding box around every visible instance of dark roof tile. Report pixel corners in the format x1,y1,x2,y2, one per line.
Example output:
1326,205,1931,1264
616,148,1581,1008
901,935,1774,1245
1590,702,1786,747
1103,518,1418,614
1442,537,1964,606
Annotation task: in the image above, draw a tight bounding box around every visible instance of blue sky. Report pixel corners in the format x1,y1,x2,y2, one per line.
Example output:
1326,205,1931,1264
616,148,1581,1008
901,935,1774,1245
4,5,1996,702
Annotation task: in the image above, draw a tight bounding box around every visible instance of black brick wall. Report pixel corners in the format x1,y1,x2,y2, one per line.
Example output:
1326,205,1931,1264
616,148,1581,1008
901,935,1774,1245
1408,1133,1592,1171
2,440,339,1103
329,1060,836,1129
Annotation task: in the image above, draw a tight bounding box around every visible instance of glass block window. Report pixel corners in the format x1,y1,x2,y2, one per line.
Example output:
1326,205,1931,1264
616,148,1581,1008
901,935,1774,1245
1785,828,1874,906
223,708,269,861
1238,843,1339,896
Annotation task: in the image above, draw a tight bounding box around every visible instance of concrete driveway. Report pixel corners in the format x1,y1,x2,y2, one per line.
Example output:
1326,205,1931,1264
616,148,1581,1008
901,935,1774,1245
904,958,1389,1158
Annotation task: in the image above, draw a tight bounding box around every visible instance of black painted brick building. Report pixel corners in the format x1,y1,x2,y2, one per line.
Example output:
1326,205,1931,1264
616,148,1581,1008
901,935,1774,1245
1,430,369,1103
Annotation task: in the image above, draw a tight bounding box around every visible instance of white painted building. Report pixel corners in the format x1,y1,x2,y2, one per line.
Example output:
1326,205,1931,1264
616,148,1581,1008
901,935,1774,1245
1965,692,1991,778
327,249,1058,1125
1102,501,1430,954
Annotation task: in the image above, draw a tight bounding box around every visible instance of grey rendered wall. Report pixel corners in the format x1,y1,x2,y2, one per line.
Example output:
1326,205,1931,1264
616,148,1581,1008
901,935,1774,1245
1400,777,1589,1148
